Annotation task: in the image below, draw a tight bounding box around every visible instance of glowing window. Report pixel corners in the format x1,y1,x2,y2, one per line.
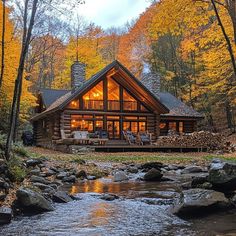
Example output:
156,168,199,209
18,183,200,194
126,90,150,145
83,81,103,110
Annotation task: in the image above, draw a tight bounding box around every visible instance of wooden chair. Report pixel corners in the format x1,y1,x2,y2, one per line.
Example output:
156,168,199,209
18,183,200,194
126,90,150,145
123,130,136,145
137,131,152,145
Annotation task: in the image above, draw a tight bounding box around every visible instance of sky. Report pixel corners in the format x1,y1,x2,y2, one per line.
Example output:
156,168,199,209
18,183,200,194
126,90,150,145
76,0,151,29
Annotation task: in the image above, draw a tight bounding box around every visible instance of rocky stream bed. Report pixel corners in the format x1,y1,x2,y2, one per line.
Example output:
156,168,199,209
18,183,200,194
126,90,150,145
0,157,236,235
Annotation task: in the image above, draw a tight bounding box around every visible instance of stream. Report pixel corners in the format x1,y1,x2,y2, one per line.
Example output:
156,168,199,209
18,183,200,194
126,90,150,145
0,177,236,236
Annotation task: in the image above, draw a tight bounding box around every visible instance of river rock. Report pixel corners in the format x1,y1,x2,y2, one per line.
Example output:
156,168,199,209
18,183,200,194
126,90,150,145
76,170,87,179
114,171,129,182
0,177,9,190
29,168,41,176
87,175,97,180
208,161,236,191
56,172,68,180
101,193,119,201
16,188,54,212
191,176,208,187
127,166,139,174
44,169,56,177
62,175,76,183
181,165,204,174
172,188,229,217
141,162,163,171
0,207,12,225
52,191,73,203
30,175,50,185
143,168,163,181
33,183,54,192
26,159,42,168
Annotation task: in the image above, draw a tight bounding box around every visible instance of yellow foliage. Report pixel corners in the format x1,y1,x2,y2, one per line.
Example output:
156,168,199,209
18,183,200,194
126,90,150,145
0,3,37,122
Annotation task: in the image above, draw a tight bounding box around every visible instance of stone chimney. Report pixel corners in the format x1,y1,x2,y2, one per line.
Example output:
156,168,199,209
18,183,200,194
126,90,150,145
141,71,161,99
71,61,86,90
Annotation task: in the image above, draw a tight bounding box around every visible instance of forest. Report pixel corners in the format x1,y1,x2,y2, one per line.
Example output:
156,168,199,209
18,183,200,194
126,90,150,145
0,1,236,234
0,0,236,152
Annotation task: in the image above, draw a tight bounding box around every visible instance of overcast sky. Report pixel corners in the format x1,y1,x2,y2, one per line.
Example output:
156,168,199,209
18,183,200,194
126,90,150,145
76,0,151,29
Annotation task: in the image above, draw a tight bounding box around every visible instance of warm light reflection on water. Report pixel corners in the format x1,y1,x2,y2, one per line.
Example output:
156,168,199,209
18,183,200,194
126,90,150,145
70,178,125,195
69,178,177,198
90,202,112,226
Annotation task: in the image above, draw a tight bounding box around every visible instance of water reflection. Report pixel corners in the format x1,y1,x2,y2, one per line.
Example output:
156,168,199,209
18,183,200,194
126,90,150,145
1,178,236,235
90,202,112,226
69,177,179,199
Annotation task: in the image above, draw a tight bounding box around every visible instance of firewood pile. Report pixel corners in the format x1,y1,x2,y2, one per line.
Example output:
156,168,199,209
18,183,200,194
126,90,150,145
155,131,236,152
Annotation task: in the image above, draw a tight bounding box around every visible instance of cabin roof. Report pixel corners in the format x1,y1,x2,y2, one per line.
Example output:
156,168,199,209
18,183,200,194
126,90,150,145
159,92,203,118
32,60,203,121
40,88,69,108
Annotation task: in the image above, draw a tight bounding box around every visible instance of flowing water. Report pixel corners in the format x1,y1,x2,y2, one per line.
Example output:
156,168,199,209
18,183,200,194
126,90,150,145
1,177,236,236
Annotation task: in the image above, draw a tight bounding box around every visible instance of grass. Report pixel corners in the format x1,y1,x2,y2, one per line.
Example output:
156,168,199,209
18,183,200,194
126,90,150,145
26,147,236,166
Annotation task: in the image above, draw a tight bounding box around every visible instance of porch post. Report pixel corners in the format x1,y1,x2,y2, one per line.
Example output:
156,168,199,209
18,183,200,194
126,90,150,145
155,114,160,140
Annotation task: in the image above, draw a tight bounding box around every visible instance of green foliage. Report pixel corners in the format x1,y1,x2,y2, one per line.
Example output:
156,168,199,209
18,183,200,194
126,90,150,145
12,143,30,157
7,156,27,182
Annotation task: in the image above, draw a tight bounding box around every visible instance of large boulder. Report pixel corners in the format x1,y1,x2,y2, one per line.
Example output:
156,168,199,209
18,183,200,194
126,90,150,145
52,191,73,203
141,162,163,171
0,207,12,225
208,161,236,191
172,188,229,217
113,171,128,182
16,188,54,213
143,168,163,181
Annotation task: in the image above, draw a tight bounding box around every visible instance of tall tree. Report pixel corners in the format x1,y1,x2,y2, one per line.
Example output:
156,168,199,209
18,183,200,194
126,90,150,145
0,0,6,88
5,0,39,160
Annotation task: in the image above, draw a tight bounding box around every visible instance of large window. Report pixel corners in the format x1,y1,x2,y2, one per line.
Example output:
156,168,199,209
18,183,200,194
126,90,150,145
123,89,138,111
83,81,104,110
71,115,104,132
123,116,147,133
108,78,120,110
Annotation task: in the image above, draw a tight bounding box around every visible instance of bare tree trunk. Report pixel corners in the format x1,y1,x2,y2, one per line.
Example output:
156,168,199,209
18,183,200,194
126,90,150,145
5,0,39,160
224,0,236,44
211,0,236,80
0,0,6,88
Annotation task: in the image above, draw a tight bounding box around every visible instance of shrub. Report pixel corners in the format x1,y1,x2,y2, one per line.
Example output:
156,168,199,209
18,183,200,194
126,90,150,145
12,143,30,157
7,156,27,182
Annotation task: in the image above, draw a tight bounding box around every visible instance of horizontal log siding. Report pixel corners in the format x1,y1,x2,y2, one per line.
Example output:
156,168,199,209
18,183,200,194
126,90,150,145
147,114,157,140
34,117,53,148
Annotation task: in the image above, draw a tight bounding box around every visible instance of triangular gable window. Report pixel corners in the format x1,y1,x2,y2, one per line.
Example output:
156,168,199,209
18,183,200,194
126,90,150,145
83,81,103,110
123,89,138,111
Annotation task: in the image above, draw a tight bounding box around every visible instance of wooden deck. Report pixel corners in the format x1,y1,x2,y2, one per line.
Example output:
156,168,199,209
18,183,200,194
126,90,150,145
54,140,208,153
93,145,207,153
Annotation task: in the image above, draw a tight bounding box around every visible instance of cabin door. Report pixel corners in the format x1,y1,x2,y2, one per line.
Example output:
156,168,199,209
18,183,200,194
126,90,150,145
107,121,120,139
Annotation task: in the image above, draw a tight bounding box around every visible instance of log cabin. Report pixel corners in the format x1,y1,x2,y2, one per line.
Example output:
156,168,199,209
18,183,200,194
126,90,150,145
31,60,203,149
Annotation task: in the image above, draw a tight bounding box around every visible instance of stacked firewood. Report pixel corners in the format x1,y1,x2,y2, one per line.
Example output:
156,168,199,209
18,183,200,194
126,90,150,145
155,131,235,152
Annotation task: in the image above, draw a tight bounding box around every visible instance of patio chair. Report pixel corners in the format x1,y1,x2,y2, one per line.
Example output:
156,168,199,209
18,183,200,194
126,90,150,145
72,131,89,145
137,131,152,145
123,130,136,145
90,130,108,145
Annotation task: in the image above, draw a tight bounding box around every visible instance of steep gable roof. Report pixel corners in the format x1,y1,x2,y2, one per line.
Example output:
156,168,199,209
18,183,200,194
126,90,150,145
40,88,69,108
32,60,169,121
